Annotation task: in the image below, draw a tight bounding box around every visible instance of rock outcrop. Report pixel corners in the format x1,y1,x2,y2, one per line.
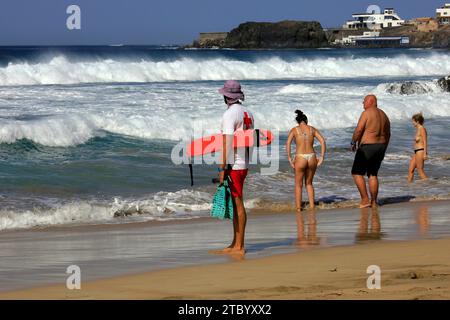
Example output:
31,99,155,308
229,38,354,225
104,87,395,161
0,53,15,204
386,81,434,95
438,75,450,92
385,76,450,95
223,20,328,49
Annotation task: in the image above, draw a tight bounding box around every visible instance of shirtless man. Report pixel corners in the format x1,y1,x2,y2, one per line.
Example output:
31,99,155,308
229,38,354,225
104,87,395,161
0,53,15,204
351,95,391,208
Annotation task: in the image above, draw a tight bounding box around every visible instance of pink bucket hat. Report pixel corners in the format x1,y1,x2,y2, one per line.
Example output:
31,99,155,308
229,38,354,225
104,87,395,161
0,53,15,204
218,80,245,101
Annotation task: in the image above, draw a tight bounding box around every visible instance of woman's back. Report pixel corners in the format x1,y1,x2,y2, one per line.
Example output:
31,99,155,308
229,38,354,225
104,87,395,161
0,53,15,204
293,124,315,154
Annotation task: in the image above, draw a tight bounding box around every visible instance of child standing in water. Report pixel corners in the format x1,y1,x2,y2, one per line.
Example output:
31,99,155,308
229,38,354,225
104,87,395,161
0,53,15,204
286,110,326,211
408,113,428,182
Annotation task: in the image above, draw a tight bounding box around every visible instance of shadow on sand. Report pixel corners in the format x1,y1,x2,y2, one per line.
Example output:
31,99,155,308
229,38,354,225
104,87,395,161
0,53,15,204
378,195,416,206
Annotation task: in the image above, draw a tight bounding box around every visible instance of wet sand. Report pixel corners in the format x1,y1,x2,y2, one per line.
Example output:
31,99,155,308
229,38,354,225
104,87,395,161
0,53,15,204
0,200,450,299
2,237,449,300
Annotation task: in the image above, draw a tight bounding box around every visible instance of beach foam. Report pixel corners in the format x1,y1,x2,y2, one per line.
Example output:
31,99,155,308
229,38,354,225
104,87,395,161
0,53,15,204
0,186,265,231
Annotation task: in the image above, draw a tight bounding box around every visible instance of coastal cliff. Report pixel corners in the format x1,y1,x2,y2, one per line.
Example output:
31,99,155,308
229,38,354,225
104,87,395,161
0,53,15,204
193,20,328,49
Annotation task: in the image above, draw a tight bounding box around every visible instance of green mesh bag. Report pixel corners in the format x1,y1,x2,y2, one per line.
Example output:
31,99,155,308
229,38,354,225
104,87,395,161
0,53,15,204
211,179,234,220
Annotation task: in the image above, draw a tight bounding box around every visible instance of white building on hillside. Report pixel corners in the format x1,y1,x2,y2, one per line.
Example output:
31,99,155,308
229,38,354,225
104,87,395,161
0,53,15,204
436,3,450,25
335,31,380,45
343,8,405,30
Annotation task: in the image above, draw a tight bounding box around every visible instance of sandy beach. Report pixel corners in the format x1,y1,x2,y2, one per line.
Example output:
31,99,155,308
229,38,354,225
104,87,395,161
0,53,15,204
0,200,449,300
1,236,449,300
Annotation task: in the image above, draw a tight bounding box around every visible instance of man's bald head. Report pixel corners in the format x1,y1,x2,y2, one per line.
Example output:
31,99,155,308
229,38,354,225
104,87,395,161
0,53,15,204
364,95,378,110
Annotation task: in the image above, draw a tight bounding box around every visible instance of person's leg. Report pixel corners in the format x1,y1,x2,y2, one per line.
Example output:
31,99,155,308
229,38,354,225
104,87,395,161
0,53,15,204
353,174,370,208
415,151,427,180
368,175,379,207
295,158,307,211
223,200,238,251
305,157,318,209
229,196,246,254
352,148,370,208
408,155,416,183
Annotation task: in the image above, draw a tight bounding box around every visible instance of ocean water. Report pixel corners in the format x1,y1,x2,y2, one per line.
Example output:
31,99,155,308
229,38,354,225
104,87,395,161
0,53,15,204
0,46,449,230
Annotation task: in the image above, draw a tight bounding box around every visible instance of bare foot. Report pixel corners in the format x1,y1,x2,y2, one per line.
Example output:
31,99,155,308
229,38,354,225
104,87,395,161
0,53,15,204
371,200,378,208
208,246,234,255
226,248,246,256
359,202,371,209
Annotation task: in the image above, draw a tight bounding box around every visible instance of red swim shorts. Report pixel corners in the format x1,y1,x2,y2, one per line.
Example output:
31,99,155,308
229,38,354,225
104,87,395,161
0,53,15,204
225,169,248,198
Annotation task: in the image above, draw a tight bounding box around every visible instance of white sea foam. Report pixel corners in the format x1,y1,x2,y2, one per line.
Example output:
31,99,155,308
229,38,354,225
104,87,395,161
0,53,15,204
0,115,98,146
0,87,449,146
277,84,319,94
0,202,115,231
1,54,450,86
0,184,265,230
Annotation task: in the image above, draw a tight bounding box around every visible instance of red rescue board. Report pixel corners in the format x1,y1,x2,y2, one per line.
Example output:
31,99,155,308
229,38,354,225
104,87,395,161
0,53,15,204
186,129,273,157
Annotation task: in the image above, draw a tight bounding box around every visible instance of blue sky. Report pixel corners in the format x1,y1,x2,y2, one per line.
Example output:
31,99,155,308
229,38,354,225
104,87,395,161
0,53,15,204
0,0,446,45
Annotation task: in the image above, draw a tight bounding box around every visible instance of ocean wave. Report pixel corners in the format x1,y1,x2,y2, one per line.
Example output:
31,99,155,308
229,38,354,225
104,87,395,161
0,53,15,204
0,189,210,231
1,91,450,147
2,185,448,231
0,113,194,147
0,114,98,146
1,54,450,86
0,186,266,231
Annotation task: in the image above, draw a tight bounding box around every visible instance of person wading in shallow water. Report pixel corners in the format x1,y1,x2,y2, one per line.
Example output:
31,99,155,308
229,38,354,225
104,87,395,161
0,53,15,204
351,95,391,209
286,110,326,212
408,113,428,183
217,80,254,256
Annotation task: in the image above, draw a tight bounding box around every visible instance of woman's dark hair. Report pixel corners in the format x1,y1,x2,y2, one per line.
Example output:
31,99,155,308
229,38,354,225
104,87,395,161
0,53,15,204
295,110,308,124
412,113,424,125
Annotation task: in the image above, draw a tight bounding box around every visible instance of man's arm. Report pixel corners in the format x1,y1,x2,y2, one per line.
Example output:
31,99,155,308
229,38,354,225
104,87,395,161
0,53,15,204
219,113,235,183
352,112,367,146
220,134,234,168
219,134,233,183
421,126,428,159
385,116,391,146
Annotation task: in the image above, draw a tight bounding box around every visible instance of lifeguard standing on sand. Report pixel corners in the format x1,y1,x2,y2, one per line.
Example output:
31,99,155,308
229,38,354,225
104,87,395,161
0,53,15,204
217,80,254,256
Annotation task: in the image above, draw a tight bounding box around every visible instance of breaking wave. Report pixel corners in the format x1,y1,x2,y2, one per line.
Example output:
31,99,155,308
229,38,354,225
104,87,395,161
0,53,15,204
0,188,263,231
1,53,450,86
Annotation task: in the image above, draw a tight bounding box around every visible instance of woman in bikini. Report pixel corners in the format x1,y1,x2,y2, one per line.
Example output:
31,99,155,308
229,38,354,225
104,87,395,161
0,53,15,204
286,110,326,211
408,113,428,182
